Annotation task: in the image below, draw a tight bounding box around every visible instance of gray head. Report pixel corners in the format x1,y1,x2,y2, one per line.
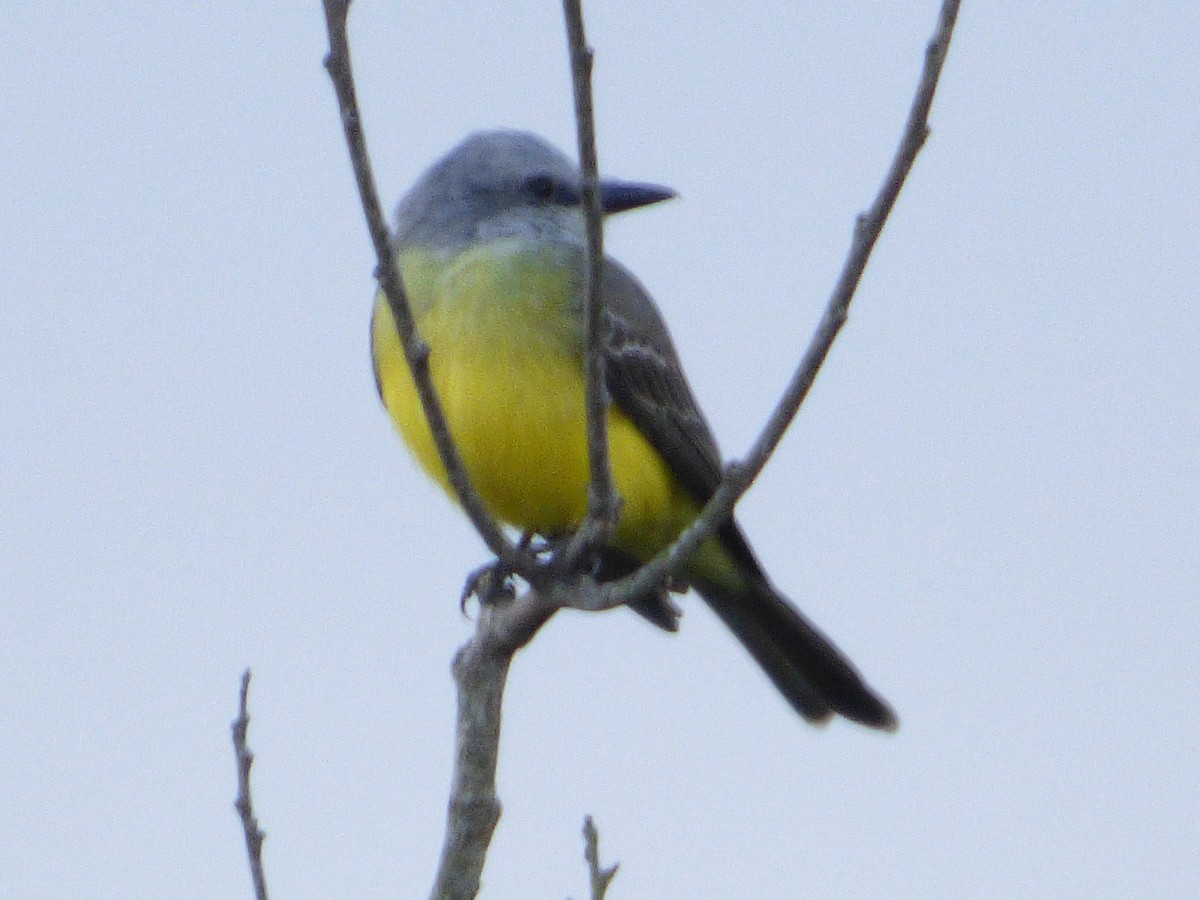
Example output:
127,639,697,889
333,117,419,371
393,129,675,253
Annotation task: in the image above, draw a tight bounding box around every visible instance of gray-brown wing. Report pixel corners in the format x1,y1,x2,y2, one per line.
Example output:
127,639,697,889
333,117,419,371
598,257,768,586
597,261,896,729
599,258,725,504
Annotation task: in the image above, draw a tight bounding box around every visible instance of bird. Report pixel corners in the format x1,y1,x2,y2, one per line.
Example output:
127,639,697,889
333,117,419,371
370,129,896,730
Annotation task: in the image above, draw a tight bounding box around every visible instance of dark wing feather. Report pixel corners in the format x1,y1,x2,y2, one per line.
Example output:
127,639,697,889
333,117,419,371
599,259,724,503
594,259,897,729
598,258,765,580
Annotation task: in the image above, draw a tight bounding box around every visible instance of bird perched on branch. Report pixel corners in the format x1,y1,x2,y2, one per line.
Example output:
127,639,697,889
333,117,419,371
371,129,896,730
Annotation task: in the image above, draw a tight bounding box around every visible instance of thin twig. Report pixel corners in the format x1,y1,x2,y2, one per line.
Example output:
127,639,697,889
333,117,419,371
559,0,619,570
583,816,620,900
608,0,962,608
319,0,524,570
232,670,269,900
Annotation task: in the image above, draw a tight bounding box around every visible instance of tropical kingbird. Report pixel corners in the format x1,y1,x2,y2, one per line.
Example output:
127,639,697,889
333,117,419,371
371,130,896,730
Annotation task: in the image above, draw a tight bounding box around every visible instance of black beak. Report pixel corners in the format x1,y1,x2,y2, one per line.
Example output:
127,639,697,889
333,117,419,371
597,178,677,214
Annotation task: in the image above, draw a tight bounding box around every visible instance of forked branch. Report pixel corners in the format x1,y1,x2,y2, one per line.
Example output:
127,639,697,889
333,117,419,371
310,3,963,899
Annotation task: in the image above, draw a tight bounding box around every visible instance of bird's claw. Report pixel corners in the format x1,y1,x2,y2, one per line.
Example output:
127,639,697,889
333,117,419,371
460,559,517,613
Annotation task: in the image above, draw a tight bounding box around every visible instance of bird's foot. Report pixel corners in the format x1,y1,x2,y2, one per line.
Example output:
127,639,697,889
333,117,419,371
460,559,517,613
459,532,543,613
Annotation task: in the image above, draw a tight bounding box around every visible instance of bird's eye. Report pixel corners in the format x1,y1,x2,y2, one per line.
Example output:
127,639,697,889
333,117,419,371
523,174,556,201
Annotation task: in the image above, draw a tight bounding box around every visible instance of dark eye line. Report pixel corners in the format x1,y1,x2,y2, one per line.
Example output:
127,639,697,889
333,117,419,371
524,173,556,201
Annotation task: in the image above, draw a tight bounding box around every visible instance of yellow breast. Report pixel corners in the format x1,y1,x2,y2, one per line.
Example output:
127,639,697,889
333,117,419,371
371,241,696,556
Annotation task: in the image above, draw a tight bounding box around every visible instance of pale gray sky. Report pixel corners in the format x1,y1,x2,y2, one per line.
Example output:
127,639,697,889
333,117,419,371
2,3,1197,898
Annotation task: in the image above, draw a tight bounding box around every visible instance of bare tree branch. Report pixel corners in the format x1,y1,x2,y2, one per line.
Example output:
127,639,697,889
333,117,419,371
428,638,508,900
429,591,561,900
315,2,963,897
608,0,962,608
559,0,620,571
583,816,619,900
319,0,528,571
232,670,269,900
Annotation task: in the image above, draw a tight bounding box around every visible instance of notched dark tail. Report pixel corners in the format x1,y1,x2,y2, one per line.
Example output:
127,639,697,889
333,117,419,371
699,578,898,732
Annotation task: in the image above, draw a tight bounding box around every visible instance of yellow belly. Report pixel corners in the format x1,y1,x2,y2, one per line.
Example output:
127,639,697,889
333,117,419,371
371,242,699,560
